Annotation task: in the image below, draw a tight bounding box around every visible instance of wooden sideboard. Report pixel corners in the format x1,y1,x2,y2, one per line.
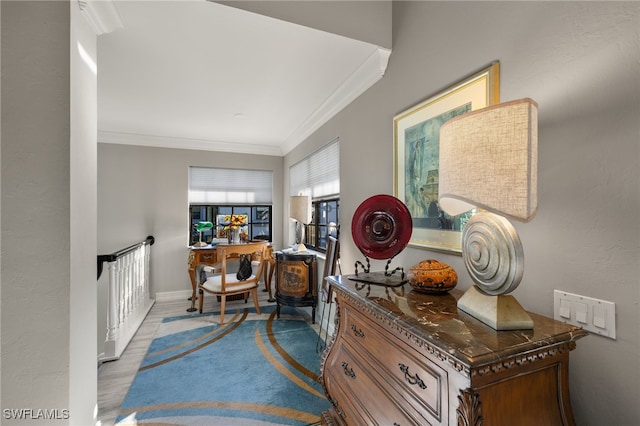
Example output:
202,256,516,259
187,243,275,311
320,275,588,426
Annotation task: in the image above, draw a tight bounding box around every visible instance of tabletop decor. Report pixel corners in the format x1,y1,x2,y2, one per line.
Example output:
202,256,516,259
438,98,538,330
407,259,457,293
193,221,213,247
393,62,500,254
217,214,248,243
349,194,412,286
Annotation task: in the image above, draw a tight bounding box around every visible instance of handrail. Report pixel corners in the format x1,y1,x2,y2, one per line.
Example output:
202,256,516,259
97,235,155,279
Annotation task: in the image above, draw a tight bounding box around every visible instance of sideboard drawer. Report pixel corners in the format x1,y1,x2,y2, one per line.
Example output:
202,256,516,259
324,342,422,425
342,304,447,424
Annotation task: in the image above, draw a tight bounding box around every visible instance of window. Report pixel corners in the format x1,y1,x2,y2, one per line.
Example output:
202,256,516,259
290,139,339,251
306,198,339,251
189,167,273,245
189,205,272,245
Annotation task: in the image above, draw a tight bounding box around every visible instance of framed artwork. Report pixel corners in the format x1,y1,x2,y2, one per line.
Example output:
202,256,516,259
393,62,500,253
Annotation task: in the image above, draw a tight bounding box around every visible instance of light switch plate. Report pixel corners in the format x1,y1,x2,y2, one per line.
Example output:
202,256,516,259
553,290,616,339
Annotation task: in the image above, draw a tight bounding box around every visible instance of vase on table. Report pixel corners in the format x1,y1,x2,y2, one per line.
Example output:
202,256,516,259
231,228,241,244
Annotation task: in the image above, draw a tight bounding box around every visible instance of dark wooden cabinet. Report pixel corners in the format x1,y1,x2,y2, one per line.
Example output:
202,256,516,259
320,275,587,426
275,252,317,323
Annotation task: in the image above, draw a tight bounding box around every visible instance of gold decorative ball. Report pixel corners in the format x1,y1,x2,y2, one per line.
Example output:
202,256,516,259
408,259,457,294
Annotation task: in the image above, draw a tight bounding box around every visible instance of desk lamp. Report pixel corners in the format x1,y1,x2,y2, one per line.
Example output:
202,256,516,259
438,98,538,330
194,221,213,247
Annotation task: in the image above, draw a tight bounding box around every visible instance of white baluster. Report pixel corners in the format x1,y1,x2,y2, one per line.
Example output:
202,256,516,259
144,244,151,300
136,248,143,308
104,261,118,359
126,255,132,325
117,256,125,326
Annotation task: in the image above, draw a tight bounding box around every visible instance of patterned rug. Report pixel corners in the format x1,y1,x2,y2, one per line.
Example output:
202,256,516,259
115,305,330,425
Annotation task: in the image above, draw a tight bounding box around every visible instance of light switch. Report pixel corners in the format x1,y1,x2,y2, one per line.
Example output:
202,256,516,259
575,302,588,324
559,299,571,319
593,304,607,329
553,290,616,339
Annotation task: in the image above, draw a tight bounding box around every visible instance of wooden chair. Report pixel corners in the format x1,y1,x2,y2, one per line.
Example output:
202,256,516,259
316,236,340,352
198,241,267,324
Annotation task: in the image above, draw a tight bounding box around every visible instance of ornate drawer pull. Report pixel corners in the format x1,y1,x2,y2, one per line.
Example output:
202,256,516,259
350,324,365,338
341,361,356,379
398,363,427,389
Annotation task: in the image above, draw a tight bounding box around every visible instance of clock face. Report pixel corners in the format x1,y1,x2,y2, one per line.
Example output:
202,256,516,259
351,194,412,260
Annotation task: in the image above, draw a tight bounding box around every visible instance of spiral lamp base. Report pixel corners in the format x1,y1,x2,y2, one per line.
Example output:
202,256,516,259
458,285,533,330
458,211,533,330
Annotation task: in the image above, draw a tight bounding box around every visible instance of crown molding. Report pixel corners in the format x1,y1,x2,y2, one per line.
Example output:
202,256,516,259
98,45,391,157
77,0,123,35
98,131,284,157
281,46,392,155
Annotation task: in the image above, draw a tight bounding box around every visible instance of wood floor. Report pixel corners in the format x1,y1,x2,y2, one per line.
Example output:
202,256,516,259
96,289,322,426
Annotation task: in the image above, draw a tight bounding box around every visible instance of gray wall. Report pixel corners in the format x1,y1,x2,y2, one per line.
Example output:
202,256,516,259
286,2,640,425
1,1,98,424
97,144,284,297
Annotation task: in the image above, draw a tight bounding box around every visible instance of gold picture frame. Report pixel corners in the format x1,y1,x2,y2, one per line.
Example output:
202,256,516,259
393,62,500,253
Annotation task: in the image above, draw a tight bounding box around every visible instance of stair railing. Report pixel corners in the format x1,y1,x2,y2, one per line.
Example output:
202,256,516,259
98,236,155,362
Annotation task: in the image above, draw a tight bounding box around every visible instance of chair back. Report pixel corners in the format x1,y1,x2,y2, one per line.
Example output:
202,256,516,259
320,236,340,302
216,241,268,292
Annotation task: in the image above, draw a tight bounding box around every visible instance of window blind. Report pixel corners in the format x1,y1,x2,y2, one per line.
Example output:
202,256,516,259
290,138,340,198
189,167,273,204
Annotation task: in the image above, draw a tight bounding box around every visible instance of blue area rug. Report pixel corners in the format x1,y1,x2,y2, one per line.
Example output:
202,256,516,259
115,305,330,425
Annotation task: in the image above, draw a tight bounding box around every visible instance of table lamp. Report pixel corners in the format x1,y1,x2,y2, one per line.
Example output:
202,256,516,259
438,98,538,330
290,195,311,252
194,221,213,247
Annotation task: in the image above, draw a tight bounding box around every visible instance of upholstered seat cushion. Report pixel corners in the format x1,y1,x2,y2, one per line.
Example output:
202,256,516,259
202,273,257,293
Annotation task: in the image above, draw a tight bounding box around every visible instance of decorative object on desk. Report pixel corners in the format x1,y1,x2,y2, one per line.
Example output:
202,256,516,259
438,98,538,330
290,194,311,252
408,259,457,293
393,62,500,253
216,214,247,244
194,221,213,247
229,228,240,244
350,194,412,287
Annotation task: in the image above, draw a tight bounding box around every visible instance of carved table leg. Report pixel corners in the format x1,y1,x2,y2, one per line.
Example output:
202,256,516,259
266,255,276,302
187,251,197,312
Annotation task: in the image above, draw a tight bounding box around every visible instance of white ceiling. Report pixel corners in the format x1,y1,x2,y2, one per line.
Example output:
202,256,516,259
97,0,388,156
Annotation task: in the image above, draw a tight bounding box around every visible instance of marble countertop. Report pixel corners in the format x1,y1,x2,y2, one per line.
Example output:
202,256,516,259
327,275,588,369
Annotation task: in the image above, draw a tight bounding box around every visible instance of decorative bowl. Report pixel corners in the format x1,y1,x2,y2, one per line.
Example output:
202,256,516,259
408,259,457,293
